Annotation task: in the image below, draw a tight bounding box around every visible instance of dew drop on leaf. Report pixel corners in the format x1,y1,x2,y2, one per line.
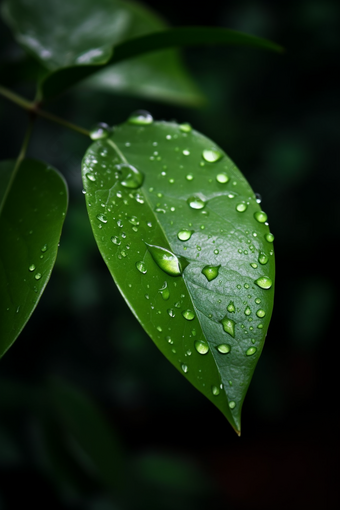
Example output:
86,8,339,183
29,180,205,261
258,251,269,265
211,385,220,396
96,213,107,223
158,281,170,300
254,210,268,223
216,343,231,354
179,123,192,133
167,308,176,317
236,203,248,212
220,316,236,337
34,273,42,280
246,347,257,356
216,173,229,184
187,196,206,210
41,244,48,252
201,265,220,282
182,309,195,321
202,149,223,163
186,173,194,181
244,306,251,316
256,309,266,318
177,229,193,241
86,173,96,182
255,276,273,289
128,110,153,125
229,401,236,409
265,233,275,243
146,243,188,276
116,163,144,189
227,301,235,313
181,364,188,373
135,261,147,274
28,264,35,272
89,122,110,140
194,340,209,354
111,236,121,245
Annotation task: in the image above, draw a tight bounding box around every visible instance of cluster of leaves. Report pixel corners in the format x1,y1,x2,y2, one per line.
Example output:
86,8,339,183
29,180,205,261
0,0,279,434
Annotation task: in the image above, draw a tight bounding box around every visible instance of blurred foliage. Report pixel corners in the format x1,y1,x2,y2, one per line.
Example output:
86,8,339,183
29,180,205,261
0,0,339,509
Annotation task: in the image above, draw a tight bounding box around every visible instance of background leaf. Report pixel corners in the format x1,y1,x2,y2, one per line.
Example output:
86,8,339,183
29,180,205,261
0,158,68,357
82,119,275,433
1,0,203,105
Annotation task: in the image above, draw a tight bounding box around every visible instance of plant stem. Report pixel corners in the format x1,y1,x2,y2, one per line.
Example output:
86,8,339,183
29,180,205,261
0,118,34,218
0,85,90,137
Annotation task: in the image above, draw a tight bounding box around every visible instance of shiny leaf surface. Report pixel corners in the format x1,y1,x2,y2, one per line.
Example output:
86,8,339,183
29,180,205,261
82,119,275,433
0,159,68,357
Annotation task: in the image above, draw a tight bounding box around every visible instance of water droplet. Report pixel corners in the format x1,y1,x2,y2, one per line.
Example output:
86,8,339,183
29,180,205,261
181,364,188,373
216,343,231,354
258,251,268,265
35,273,42,280
246,347,257,356
192,329,197,336
128,216,139,226
254,210,268,223
96,213,107,223
116,163,144,189
214,249,219,255
157,326,162,332
111,236,121,245
28,264,35,272
177,229,193,241
128,110,153,125
182,309,195,321
146,243,189,276
227,301,235,313
166,336,173,344
216,173,229,184
220,316,235,337
244,306,251,316
256,309,266,318
250,263,258,269
186,173,194,181
86,173,96,182
135,261,147,274
168,308,176,317
202,265,220,282
211,385,220,396
194,340,209,354
187,196,206,210
202,149,223,163
236,203,247,213
255,193,262,203
179,123,192,133
265,233,275,243
255,276,273,289
158,281,170,300
255,298,261,304
41,244,48,252
182,149,190,156
90,122,110,140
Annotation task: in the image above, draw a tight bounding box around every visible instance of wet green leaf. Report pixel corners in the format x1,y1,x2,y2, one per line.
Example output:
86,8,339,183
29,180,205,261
0,159,68,357
82,118,275,434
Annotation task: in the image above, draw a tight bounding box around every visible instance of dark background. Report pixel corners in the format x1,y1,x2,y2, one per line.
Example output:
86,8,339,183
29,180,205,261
0,0,339,509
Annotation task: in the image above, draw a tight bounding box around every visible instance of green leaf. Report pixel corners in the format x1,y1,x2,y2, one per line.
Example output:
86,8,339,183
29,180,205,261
40,27,283,101
81,117,275,434
0,159,68,357
1,0,203,105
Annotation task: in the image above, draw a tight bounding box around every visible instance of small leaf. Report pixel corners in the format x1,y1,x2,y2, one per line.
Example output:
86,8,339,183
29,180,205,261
82,119,275,434
0,159,68,357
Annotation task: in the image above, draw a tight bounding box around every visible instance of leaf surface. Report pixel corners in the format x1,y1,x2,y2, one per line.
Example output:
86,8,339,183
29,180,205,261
0,159,68,357
82,119,275,433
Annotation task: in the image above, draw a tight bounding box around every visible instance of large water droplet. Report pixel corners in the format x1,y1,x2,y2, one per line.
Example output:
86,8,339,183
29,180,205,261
35,273,42,280
179,123,192,133
181,363,188,373
128,110,153,125
116,163,144,189
255,276,273,289
220,316,235,338
135,261,147,274
146,243,189,276
202,265,220,282
229,401,236,409
246,347,257,356
236,203,248,213
244,306,251,316
90,122,110,140
227,301,235,313
194,340,209,354
254,210,268,223
111,236,121,245
177,229,193,241
187,196,206,210
158,281,170,300
265,233,275,243
28,264,35,272
86,173,96,182
211,385,220,396
258,251,268,265
96,213,107,223
182,309,195,321
256,309,266,318
168,308,176,317
216,173,229,184
216,343,231,354
202,149,223,163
